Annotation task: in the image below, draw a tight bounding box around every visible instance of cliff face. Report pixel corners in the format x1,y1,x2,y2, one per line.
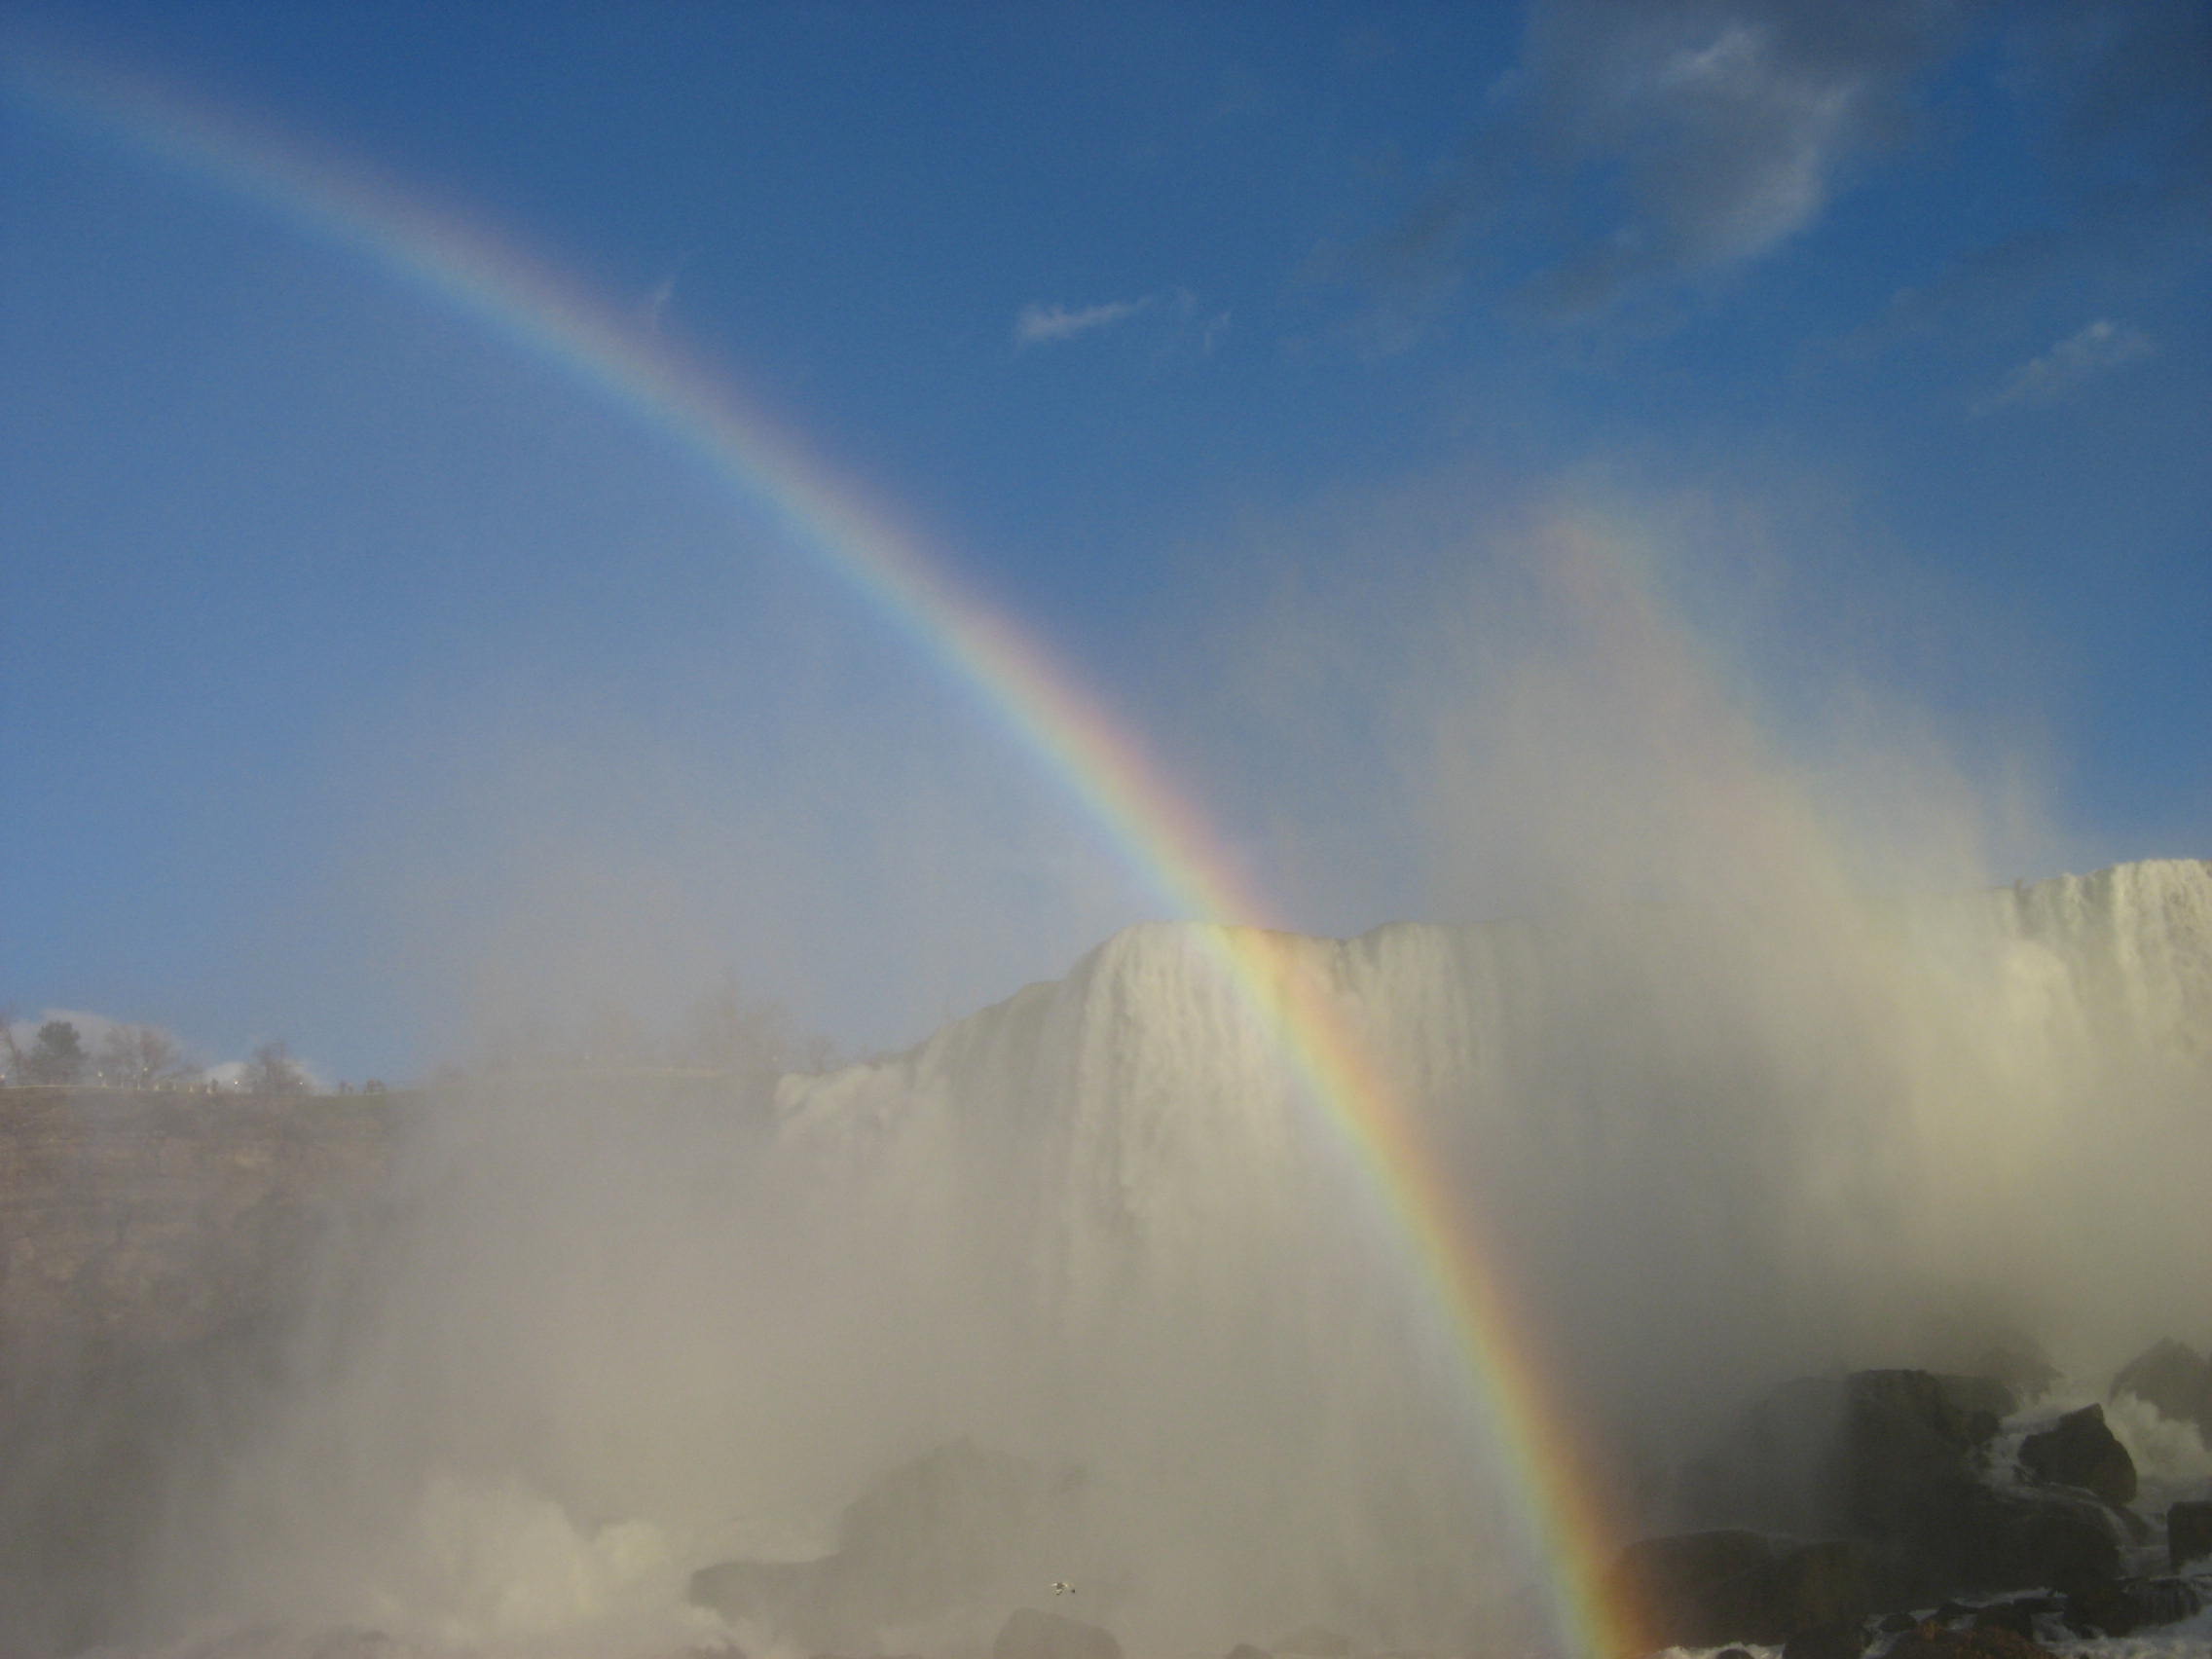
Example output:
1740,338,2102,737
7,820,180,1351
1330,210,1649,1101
0,1088,402,1370
0,1088,406,1651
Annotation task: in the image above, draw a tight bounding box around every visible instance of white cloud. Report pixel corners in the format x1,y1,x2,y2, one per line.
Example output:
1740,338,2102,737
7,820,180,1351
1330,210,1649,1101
1977,318,2156,412
1013,296,1149,348
1515,0,1961,311
1013,289,1230,360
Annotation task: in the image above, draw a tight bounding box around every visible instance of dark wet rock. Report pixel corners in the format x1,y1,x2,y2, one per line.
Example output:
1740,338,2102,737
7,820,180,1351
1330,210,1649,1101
2170,1499,2212,1570
1879,1611,1920,1634
2018,1404,2136,1504
1680,1370,2015,1547
2063,1575,2203,1638
1885,1624,2058,1659
1610,1529,1774,1646
1768,1540,1875,1637
1960,1334,2061,1402
1271,1626,1351,1658
1779,1622,1863,1659
993,1608,1123,1659
1673,1365,2144,1610
1608,1530,1870,1647
1957,1486,2122,1598
1967,1596,2052,1639
1838,1371,2013,1538
2111,1339,2212,1436
1714,1649,1754,1659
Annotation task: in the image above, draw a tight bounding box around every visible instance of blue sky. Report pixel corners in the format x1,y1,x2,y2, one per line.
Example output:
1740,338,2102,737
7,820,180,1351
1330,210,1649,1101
4,1,2206,1081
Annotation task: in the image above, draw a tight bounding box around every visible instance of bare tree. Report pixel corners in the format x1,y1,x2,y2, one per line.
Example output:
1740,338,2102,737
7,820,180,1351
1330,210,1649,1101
94,1024,191,1089
240,1040,311,1096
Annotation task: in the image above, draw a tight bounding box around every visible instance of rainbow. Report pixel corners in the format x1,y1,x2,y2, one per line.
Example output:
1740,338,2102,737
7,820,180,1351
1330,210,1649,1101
3,46,1641,1657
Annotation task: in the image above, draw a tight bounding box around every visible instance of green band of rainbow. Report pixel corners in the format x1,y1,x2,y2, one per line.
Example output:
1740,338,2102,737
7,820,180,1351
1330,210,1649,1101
4,47,1641,1657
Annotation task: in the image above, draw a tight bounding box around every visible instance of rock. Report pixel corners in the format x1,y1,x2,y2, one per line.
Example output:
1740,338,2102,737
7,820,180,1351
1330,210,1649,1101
2111,1339,2212,1437
1839,1371,2014,1538
1608,1530,1870,1647
993,1608,1123,1659
1610,1530,1777,1646
2018,1404,2137,1504
1767,1539,1874,1636
1779,1623,1862,1659
1963,1334,2061,1402
1680,1370,2015,1545
1967,1597,2051,1639
2172,1499,2212,1570
1956,1486,2122,1598
1885,1625,2058,1659
2064,1576,2203,1638
1271,1627,1351,1658
1714,1649,1754,1659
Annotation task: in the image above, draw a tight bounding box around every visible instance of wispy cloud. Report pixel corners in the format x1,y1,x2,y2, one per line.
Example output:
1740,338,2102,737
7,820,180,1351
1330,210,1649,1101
1014,297,1149,348
1334,0,1969,341
1516,0,1960,314
1013,288,1230,359
1976,318,2155,413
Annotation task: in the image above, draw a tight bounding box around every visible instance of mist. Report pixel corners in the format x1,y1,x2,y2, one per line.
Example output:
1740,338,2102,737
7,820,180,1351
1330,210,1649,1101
42,491,2212,1659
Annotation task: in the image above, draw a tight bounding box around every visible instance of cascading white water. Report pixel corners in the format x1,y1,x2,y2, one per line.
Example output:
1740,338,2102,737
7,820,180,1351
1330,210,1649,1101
123,861,2212,1657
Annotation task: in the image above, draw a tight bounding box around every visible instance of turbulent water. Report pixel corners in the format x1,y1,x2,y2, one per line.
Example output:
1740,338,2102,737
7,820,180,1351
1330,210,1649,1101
76,861,2212,1656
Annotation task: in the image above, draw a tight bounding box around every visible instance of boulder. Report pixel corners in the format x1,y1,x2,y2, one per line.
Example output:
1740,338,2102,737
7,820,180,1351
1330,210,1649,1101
1610,1530,1777,1646
1680,1370,2014,1543
1962,1334,2061,1402
2171,1500,2212,1571
1839,1372,2014,1538
2063,1576,2203,1638
2110,1339,2212,1436
1608,1530,1870,1647
1670,1367,2147,1609
1954,1487,2122,1598
1779,1623,1863,1659
2018,1405,2136,1504
1967,1597,2054,1639
993,1609,1122,1659
1885,1626,2057,1659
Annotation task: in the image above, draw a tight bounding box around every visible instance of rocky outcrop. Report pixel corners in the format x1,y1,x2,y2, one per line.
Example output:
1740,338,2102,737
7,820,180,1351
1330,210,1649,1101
0,1087,400,1366
1607,1530,1869,1649
2017,1404,2136,1504
0,1087,402,1655
1652,1364,2196,1648
1885,1625,2058,1659
2111,1339,2212,1438
2172,1499,2212,1571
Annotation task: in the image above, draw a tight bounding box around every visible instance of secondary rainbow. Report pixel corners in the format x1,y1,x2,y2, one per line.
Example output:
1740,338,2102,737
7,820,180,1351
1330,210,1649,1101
6,48,1642,1656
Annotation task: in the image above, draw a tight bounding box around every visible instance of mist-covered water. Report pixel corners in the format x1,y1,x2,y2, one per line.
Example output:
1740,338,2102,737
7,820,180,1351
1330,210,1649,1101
85,857,2212,1659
